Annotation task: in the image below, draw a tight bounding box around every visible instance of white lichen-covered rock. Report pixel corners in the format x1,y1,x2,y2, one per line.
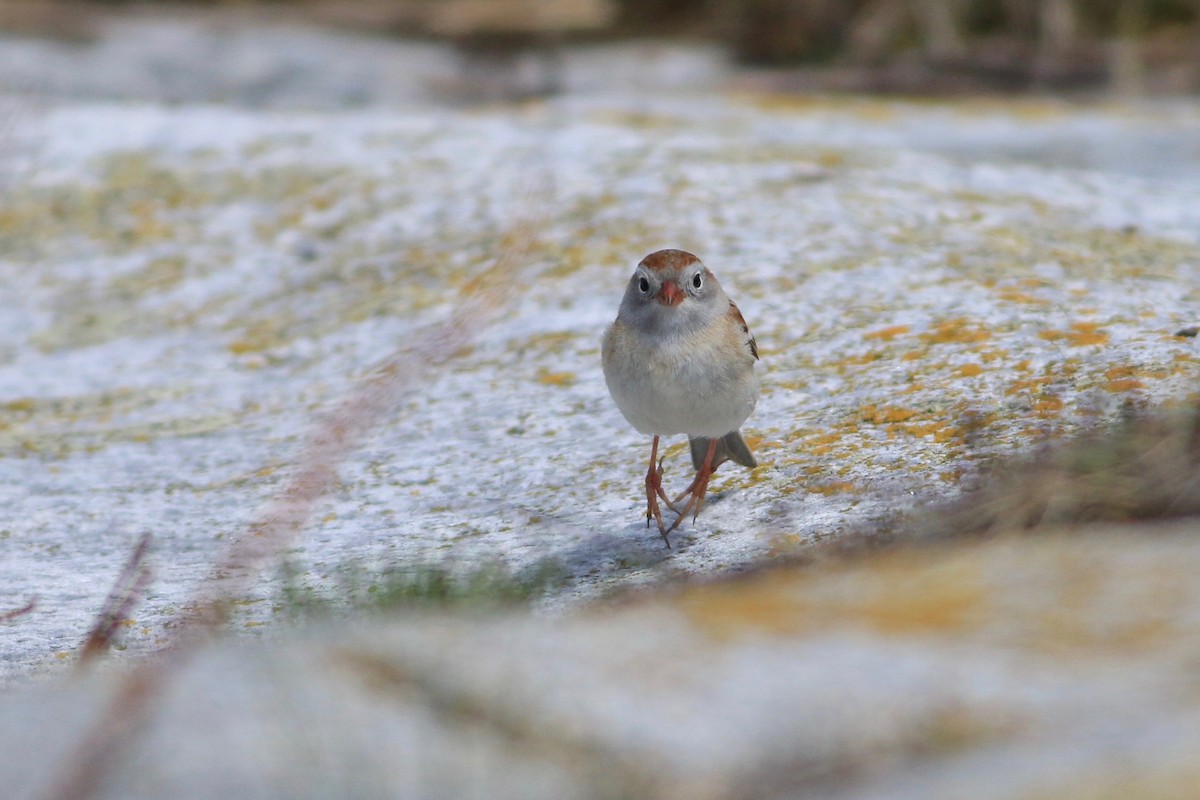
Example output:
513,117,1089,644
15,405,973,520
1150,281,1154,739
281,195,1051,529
1,93,1199,687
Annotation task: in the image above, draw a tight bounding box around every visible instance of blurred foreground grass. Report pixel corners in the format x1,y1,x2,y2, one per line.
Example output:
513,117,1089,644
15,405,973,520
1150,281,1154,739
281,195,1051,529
924,400,1200,539
276,557,573,616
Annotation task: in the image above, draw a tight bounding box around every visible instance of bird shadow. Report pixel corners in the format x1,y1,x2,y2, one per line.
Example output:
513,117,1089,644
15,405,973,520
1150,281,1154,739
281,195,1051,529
522,501,718,589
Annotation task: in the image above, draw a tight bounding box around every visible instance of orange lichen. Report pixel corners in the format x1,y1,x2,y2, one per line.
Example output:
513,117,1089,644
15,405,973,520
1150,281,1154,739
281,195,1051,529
920,318,991,345
864,325,910,341
1067,321,1109,346
228,338,266,355
841,350,887,366
957,363,984,378
809,481,857,495
806,432,841,447
663,441,688,460
1040,322,1109,347
2,398,36,413
742,433,767,450
1104,365,1138,380
1033,396,1065,415
860,404,919,424
535,370,576,386
902,421,960,443
1005,377,1049,396
978,349,1008,363
996,288,1045,305
675,553,986,640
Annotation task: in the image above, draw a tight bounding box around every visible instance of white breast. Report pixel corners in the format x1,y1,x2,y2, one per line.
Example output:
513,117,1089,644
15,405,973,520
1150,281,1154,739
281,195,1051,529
603,316,758,438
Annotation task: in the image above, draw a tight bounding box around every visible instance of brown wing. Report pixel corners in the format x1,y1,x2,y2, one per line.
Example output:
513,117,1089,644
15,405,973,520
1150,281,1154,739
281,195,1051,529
728,301,759,360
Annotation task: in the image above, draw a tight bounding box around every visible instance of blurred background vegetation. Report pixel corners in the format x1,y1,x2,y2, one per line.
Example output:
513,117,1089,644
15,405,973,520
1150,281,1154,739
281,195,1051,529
1,0,1197,94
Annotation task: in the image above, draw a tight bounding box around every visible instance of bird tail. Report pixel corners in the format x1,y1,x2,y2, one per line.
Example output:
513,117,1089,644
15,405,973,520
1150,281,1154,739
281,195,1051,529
689,430,757,471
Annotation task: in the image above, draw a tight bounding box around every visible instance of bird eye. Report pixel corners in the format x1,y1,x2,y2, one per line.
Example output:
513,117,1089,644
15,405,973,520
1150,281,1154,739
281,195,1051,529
638,276,650,294
692,272,703,289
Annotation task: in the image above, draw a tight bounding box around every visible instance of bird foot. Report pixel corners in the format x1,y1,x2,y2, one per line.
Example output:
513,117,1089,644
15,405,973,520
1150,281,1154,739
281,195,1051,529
645,456,679,547
665,462,715,536
663,437,719,538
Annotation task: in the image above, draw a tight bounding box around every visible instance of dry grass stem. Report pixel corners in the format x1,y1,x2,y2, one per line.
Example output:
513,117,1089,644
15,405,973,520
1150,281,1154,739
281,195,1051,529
926,403,1200,539
42,664,169,800
76,533,154,668
0,597,37,623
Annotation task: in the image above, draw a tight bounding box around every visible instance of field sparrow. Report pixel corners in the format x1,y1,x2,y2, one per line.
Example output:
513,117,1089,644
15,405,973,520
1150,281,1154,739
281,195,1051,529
602,249,759,546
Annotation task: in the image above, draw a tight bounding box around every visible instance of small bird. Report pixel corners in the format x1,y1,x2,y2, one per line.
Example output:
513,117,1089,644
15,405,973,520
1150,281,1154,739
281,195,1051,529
602,249,759,546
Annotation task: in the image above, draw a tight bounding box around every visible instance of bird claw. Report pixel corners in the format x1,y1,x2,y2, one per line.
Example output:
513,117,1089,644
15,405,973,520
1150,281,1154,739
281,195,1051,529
641,437,718,549
645,456,677,546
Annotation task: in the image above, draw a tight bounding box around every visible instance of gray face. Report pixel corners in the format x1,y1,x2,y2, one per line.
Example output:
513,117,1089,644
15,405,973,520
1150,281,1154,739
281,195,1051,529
617,261,725,339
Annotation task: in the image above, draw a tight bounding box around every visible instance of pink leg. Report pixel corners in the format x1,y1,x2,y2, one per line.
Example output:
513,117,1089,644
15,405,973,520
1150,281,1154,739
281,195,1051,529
644,435,679,546
666,438,718,535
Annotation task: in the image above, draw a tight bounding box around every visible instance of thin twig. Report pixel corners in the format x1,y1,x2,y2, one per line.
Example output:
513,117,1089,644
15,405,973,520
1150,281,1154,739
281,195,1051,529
0,597,37,623
76,532,154,668
42,663,170,800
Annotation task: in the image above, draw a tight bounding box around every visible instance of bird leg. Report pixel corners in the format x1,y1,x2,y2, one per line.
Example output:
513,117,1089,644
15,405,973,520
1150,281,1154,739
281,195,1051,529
644,435,679,545
667,438,719,534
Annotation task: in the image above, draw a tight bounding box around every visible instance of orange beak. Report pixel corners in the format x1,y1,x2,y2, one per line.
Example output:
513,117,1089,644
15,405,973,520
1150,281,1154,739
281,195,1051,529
656,280,683,307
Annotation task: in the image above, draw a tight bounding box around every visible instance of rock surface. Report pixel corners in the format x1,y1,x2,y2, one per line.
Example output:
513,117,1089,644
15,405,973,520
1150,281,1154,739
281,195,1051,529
2,91,1200,685
6,522,1200,798
3,16,1200,795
